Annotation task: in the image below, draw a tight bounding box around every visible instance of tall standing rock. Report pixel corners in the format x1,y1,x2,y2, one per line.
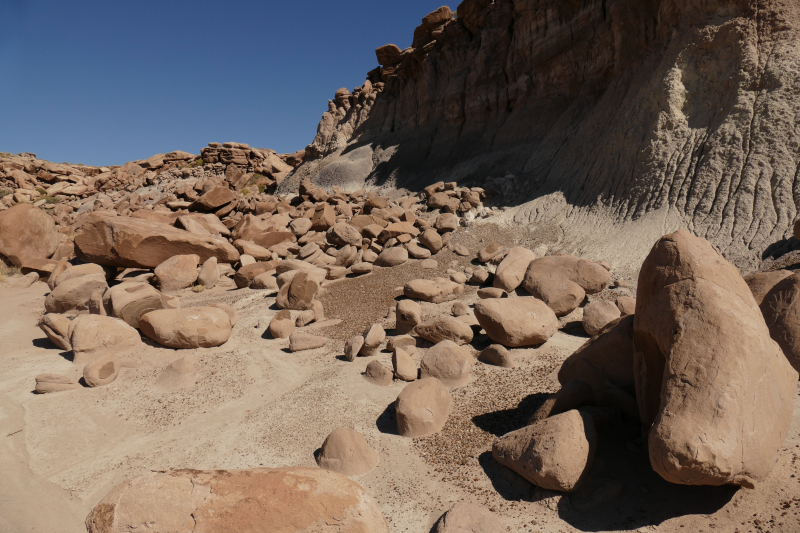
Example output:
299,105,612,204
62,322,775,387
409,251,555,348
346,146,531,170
633,230,798,487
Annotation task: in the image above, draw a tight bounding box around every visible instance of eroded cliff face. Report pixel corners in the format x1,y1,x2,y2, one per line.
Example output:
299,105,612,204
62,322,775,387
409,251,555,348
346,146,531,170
288,0,800,267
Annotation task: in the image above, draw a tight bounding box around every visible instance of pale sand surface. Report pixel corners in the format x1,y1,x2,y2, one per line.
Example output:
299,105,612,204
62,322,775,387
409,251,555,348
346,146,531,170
1,233,799,532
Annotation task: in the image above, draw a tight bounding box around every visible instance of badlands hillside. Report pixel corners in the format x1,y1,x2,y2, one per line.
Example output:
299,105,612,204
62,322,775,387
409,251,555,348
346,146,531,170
1,1,800,533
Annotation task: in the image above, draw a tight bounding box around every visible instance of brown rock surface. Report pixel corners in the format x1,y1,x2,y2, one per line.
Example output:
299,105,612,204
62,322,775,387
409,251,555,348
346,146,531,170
153,254,199,292
102,282,165,328
83,353,122,387
0,204,59,267
44,273,108,314
68,315,142,366
760,272,800,372
493,247,536,292
415,315,474,346
75,214,239,268
634,230,798,487
316,427,379,476
433,503,504,533
747,270,793,306
395,377,451,438
420,340,474,388
404,277,462,303
582,300,622,336
140,307,232,349
39,313,72,350
288,332,328,352
84,467,389,533
364,360,393,386
277,271,320,310
474,297,558,347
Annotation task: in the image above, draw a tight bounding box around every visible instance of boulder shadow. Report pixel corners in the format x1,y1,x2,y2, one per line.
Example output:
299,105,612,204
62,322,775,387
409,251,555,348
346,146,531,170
32,337,57,350
375,402,399,435
472,392,550,437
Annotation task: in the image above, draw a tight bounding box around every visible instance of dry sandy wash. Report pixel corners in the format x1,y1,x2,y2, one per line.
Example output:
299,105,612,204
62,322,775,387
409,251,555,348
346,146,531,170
1,220,798,533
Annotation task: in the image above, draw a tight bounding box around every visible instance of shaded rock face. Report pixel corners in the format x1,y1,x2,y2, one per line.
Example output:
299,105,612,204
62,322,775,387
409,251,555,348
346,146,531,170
288,0,800,266
633,230,798,488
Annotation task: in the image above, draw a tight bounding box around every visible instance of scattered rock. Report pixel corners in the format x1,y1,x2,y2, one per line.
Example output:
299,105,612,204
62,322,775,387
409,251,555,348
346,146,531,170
317,427,380,476
582,300,622,336
83,353,122,387
85,467,389,533
451,301,469,316
277,270,319,310
364,360,393,386
478,345,515,368
453,244,470,257
375,247,408,267
615,296,636,316
477,287,506,299
420,259,438,269
492,410,597,492
396,300,422,334
433,503,504,533
395,377,451,437
34,374,81,394
140,307,232,349
289,332,329,352
420,340,474,387
360,324,386,356
154,254,199,292
474,297,558,347
415,315,474,346
493,247,537,292
404,277,463,303
102,282,165,328
269,310,295,339
252,271,278,291
351,262,373,275
344,335,364,361
759,272,800,372
392,348,417,381
522,260,585,316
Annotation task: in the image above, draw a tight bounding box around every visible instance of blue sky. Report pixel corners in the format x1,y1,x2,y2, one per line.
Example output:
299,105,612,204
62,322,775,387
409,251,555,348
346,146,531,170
0,0,450,166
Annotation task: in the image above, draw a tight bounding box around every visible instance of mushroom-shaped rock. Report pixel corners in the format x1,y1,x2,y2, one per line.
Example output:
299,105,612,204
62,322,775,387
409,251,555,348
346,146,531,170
415,315,474,346
634,230,798,487
317,427,379,476
474,297,558,347
420,340,474,387
395,377,451,437
83,353,122,387
493,410,597,492
582,300,621,337
140,307,232,349
84,467,390,533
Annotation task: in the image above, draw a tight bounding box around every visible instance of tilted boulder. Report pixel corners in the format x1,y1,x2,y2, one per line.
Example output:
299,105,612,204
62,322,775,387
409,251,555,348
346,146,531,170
74,214,239,268
493,247,536,292
140,307,232,349
85,467,389,533
68,315,142,366
492,410,597,492
420,340,474,388
0,204,59,267
634,230,798,487
415,315,474,346
522,259,585,316
474,297,558,347
39,313,72,350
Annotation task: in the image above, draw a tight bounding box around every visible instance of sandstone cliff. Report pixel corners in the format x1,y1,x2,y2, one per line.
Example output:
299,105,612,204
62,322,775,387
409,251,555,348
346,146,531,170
285,0,800,268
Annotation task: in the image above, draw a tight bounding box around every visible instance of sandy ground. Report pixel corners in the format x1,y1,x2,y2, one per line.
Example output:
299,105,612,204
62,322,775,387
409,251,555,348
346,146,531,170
1,225,799,532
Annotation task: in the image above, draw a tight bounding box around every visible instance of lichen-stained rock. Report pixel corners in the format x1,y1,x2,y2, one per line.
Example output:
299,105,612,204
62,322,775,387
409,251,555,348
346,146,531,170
75,213,239,268
139,307,232,349
85,467,389,533
0,204,59,267
492,410,597,493
634,230,798,488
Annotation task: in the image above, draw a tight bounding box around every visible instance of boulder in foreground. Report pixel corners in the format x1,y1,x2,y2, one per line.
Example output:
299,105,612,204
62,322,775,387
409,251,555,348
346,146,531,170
0,204,59,267
85,467,389,533
634,230,798,487
75,213,239,268
139,307,232,349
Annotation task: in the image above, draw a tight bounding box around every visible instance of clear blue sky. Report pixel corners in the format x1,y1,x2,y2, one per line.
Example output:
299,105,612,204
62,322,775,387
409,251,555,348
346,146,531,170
0,0,450,166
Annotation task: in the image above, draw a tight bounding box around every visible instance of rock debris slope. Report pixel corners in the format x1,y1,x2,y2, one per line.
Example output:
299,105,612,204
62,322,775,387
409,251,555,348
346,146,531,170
288,0,800,268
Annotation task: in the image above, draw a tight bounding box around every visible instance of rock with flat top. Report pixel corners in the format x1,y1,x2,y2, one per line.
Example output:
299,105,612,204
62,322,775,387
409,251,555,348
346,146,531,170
375,247,408,267
102,282,165,328
289,332,328,352
474,297,558,347
420,340,473,387
140,307,232,349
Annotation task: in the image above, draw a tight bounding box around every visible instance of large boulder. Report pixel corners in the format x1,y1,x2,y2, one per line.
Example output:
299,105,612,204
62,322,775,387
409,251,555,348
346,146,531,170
492,410,597,492
420,340,474,387
395,377,451,437
522,260,585,316
474,297,558,347
316,427,379,476
582,300,621,336
74,214,239,268
492,247,536,292
276,270,319,310
38,313,73,350
634,230,798,487
44,273,108,314
0,204,59,267
140,307,232,349
526,255,610,295
52,263,106,289
68,315,142,366
326,222,362,247
759,272,800,372
85,467,389,533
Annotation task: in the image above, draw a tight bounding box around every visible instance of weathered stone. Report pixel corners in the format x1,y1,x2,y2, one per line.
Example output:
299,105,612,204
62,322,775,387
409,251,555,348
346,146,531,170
140,307,232,349
156,355,199,389
288,332,328,352
478,345,515,368
634,230,798,487
404,277,462,303
83,353,122,387
344,335,364,362
0,204,59,267
85,467,389,533
420,340,474,387
360,323,386,357
276,270,319,310
102,282,165,328
492,410,597,492
415,315,474,346
396,377,451,438
235,261,277,289
433,503,504,533
522,260,585,316
154,254,199,292
474,297,558,347
45,273,108,314
326,222,362,247
493,247,537,292
364,360,393,386
760,272,800,372
75,214,239,268
197,256,219,288
615,295,636,316
582,300,622,336
392,347,417,381
69,314,142,366
374,247,408,267
39,313,72,350
419,228,443,253
53,263,106,289
317,427,379,476
269,309,295,339
35,374,81,394
191,186,234,210
477,244,505,263
746,270,793,306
